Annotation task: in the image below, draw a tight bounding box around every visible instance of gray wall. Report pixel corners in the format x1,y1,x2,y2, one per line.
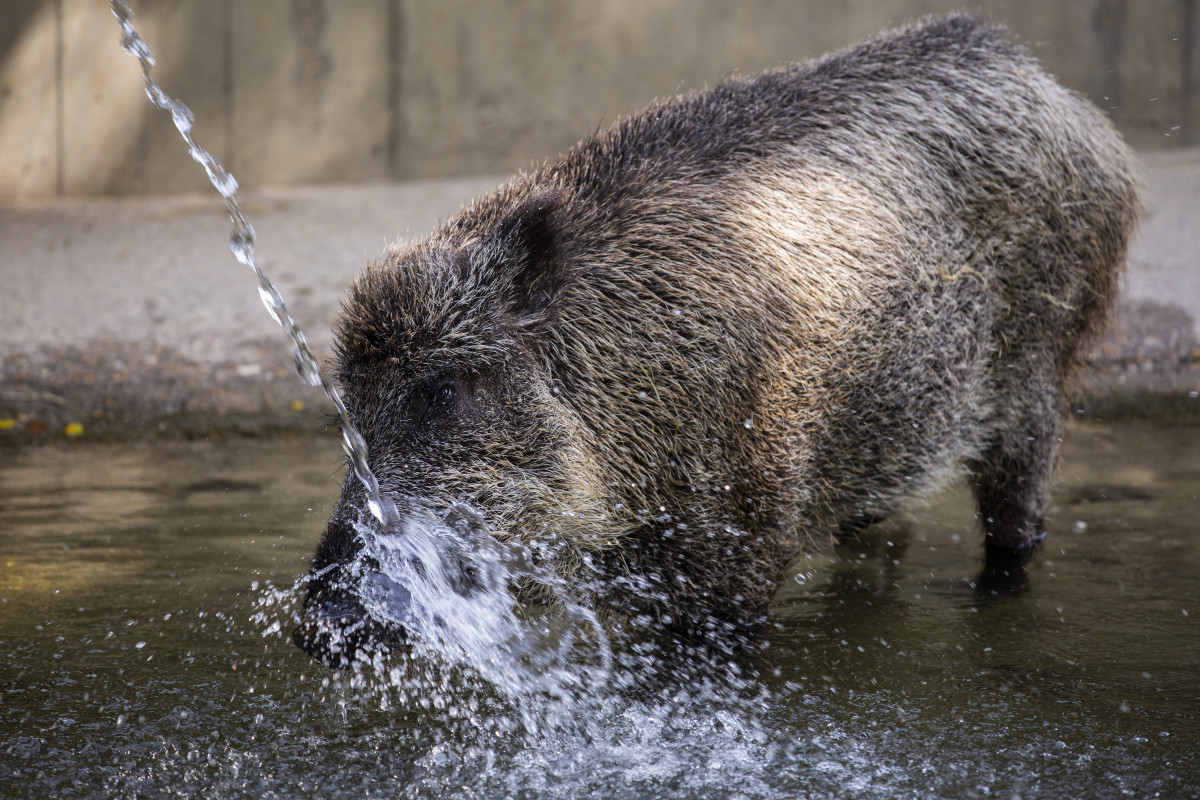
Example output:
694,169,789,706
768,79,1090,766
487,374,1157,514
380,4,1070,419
1,0,1196,200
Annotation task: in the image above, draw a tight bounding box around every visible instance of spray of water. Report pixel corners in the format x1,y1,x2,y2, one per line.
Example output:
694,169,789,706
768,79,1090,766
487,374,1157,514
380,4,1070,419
360,506,609,685
109,1,619,712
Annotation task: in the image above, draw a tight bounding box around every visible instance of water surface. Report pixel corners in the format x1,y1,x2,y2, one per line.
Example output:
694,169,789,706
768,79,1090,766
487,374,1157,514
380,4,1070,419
1,421,1197,799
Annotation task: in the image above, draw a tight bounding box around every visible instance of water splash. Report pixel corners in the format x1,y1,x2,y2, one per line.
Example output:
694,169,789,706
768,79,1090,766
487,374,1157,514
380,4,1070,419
290,501,614,734
108,0,389,526
108,4,619,713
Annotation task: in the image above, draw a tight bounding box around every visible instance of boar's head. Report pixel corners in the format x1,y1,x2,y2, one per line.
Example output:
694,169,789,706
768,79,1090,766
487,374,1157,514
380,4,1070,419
293,189,620,667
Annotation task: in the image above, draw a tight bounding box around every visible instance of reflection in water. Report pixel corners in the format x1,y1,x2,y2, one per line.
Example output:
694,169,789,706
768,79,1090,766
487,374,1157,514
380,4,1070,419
0,421,1197,799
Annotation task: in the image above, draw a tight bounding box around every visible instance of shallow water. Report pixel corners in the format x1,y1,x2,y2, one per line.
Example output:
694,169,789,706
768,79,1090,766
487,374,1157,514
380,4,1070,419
1,421,1197,799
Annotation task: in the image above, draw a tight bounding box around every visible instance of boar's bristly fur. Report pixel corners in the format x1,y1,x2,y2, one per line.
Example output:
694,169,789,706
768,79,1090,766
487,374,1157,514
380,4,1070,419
299,14,1139,657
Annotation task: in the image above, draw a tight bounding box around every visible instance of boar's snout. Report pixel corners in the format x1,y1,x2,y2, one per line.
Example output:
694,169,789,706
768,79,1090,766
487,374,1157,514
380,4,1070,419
294,499,497,667
293,506,408,668
293,555,412,669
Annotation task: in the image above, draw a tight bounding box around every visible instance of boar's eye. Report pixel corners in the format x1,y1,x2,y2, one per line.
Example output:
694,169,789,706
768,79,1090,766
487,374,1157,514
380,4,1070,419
413,380,456,428
431,382,455,410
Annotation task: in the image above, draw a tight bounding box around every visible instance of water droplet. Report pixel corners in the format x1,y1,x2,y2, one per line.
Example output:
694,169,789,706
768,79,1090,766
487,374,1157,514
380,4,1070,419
170,106,193,136
257,284,284,325
119,26,153,64
189,148,238,197
294,350,322,387
212,169,238,198
229,230,256,267
145,82,171,109
342,427,380,500
367,496,385,523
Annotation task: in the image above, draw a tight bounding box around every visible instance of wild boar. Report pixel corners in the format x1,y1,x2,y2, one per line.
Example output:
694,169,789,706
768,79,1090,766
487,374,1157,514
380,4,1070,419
294,14,1139,666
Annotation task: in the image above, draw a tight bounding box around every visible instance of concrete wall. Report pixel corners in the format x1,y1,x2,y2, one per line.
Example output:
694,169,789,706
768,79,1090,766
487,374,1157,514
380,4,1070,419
1,0,1196,200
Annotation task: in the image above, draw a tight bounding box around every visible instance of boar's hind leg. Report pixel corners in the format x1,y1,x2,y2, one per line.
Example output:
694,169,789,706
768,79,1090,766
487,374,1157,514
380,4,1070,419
968,392,1062,559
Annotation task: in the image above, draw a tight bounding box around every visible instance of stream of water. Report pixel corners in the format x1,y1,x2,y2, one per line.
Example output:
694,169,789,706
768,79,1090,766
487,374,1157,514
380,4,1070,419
108,0,384,520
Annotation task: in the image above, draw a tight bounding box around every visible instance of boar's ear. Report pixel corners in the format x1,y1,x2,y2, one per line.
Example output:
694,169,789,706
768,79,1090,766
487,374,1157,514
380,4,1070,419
489,188,569,327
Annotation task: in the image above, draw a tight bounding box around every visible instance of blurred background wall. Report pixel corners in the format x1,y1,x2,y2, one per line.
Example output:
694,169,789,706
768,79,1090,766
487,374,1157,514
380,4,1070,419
1,0,1196,200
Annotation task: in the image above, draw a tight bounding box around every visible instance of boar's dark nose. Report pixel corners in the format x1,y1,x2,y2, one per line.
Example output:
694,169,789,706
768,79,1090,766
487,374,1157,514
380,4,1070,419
294,499,494,668
293,597,408,669
293,574,411,669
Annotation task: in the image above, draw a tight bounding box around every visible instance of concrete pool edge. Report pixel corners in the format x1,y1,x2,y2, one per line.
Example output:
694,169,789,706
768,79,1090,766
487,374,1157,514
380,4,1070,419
1,324,1197,447
2,151,1198,443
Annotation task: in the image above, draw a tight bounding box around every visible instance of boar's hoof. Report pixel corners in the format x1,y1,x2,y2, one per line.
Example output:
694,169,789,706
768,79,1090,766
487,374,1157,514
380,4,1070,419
974,541,1041,597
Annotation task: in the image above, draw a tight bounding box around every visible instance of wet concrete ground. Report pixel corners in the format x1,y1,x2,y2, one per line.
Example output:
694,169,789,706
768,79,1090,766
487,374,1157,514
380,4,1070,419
1,149,1198,441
